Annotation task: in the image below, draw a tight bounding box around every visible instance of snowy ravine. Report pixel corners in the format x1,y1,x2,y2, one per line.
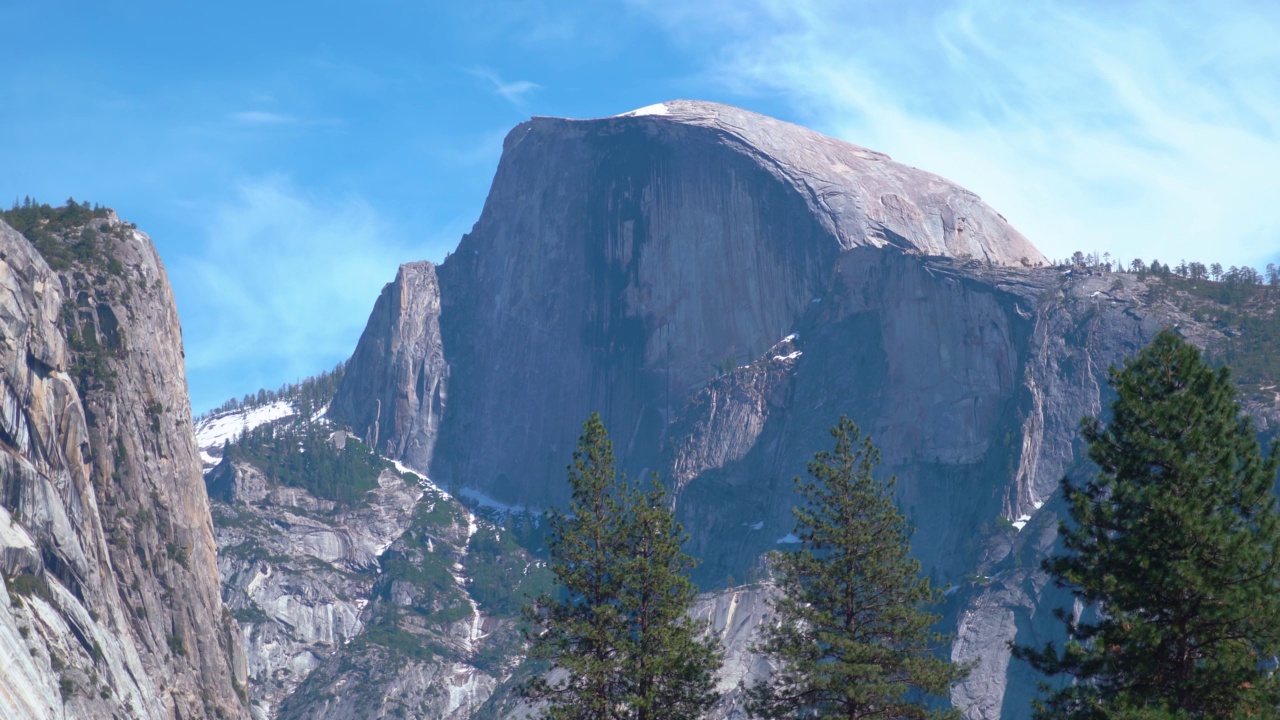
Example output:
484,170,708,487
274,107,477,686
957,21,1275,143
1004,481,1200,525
393,460,492,714
449,507,487,715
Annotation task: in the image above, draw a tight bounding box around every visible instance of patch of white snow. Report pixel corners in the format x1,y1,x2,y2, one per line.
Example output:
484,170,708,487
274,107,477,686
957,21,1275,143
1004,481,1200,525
776,533,801,544
194,401,296,453
459,487,534,516
1012,514,1032,532
617,102,670,117
744,520,764,531
393,461,450,498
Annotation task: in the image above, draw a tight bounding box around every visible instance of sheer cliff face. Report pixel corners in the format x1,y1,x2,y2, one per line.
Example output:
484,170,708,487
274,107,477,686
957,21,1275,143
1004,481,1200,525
338,100,1046,503
330,261,446,468
328,101,1185,718
0,217,248,719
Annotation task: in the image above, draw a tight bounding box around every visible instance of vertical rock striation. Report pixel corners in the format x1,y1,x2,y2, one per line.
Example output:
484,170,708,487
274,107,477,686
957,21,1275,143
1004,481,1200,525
337,100,1046,505
332,261,447,470
0,214,248,719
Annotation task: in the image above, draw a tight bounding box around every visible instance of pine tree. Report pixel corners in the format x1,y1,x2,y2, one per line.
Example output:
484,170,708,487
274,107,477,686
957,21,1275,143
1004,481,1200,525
1015,329,1280,719
617,478,721,720
522,413,720,720
748,416,970,720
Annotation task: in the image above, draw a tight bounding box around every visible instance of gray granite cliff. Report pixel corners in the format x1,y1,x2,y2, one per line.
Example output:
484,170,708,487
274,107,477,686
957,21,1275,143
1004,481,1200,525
337,100,1046,501
0,215,249,719
319,100,1268,718
330,261,447,470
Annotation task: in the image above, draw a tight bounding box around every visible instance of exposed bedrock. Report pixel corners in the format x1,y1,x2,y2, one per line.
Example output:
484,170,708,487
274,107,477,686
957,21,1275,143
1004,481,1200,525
0,216,248,719
329,261,447,468
330,101,1251,718
337,100,1045,504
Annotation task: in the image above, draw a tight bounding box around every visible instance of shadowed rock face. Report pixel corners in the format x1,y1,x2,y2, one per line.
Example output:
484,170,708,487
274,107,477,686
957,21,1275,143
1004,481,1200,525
337,100,1046,504
0,217,248,719
329,101,1263,718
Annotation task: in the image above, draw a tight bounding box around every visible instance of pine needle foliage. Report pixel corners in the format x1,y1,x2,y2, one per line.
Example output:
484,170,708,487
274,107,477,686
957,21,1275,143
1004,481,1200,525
521,413,720,720
1015,329,1280,719
748,416,970,720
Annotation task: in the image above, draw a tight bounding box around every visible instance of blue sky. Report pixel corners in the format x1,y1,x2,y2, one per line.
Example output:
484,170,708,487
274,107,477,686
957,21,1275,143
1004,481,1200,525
3,0,1278,412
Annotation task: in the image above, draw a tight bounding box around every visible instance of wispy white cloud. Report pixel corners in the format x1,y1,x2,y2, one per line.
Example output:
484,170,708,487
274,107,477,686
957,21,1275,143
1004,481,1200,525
225,109,343,131
633,0,1280,269
470,67,540,108
171,177,418,409
228,110,296,125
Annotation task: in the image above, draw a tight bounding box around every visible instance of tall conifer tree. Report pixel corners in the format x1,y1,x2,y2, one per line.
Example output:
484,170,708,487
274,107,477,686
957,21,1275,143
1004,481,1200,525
748,416,970,720
522,413,720,720
1016,329,1280,718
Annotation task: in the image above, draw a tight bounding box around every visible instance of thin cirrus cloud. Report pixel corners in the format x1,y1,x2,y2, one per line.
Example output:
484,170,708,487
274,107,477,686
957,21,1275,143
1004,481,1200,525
228,110,298,126
225,109,343,130
470,67,541,108
170,176,419,410
633,0,1280,270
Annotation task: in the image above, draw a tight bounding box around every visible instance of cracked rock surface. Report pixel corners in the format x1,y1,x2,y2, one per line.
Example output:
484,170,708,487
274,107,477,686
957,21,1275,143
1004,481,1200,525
0,216,248,720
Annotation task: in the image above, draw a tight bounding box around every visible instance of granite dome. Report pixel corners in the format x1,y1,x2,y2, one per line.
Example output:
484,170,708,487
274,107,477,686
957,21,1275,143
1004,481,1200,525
523,99,1048,267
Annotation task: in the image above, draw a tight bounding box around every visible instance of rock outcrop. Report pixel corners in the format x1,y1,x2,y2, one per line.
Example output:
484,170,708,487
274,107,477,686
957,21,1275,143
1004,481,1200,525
212,461,421,718
0,214,248,718
323,101,1280,718
329,261,447,472
338,100,1045,504
197,404,548,720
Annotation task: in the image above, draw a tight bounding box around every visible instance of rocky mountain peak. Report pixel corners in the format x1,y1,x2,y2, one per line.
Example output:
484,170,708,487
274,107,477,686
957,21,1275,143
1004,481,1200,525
512,99,1047,267
321,100,1280,719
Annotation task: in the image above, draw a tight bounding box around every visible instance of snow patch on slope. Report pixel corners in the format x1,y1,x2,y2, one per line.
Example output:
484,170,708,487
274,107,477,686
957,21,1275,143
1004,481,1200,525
392,460,448,497
617,102,670,117
194,401,297,465
458,487,538,517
